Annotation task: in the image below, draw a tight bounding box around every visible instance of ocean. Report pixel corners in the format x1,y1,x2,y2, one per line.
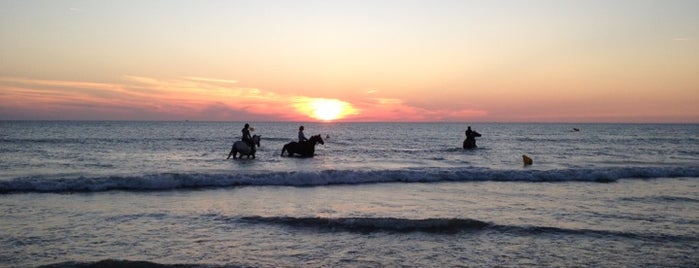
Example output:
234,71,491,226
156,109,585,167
1,121,698,267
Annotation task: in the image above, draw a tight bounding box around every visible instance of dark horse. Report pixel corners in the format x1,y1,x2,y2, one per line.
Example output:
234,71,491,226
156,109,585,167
281,135,324,157
463,131,481,150
227,135,260,159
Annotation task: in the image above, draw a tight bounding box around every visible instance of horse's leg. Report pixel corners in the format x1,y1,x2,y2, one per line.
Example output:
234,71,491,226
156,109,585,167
227,146,235,159
232,148,238,159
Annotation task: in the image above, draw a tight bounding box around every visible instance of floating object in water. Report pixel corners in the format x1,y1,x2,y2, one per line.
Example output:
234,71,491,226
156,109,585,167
522,155,533,166
573,128,580,132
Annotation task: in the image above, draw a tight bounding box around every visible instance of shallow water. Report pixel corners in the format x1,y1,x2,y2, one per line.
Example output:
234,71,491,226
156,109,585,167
1,121,698,267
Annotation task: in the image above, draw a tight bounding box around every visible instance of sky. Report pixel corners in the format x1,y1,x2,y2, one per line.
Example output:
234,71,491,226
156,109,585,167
1,0,698,122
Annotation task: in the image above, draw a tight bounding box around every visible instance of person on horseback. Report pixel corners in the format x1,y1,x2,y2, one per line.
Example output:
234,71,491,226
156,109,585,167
463,126,482,149
228,124,258,160
298,125,308,143
242,123,254,149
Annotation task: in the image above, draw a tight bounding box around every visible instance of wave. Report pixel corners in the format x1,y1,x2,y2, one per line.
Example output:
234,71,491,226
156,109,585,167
238,216,699,242
39,259,232,268
240,216,488,233
1,166,698,194
619,195,699,203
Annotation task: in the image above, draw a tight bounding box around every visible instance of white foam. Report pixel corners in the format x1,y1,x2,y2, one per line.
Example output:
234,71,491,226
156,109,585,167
2,166,698,194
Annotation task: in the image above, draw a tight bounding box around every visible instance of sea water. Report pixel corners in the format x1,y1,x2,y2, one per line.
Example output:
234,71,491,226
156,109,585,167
1,121,698,267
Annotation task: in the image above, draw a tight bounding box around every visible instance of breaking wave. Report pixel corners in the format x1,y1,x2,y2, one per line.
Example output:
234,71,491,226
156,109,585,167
238,216,699,242
1,166,698,194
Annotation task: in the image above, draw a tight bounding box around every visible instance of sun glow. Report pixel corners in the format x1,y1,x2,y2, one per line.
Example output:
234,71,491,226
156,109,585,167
294,98,358,121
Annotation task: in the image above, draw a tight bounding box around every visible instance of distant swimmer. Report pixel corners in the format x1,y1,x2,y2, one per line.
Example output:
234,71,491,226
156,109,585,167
573,128,580,132
463,126,482,149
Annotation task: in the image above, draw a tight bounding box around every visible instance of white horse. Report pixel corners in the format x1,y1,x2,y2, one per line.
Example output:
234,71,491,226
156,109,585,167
227,135,260,159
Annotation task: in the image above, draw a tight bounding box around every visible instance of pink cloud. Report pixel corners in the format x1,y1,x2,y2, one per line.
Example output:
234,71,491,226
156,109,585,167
0,76,489,122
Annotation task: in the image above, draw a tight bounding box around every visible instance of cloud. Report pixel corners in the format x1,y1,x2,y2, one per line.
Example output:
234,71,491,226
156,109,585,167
344,97,486,122
183,76,239,84
0,76,488,121
0,76,276,120
0,76,353,121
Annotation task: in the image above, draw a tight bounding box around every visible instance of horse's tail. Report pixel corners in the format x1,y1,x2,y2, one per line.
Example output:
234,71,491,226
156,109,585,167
281,144,287,156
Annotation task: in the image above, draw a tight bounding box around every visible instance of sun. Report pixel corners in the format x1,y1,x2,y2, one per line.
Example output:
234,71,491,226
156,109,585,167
294,98,358,121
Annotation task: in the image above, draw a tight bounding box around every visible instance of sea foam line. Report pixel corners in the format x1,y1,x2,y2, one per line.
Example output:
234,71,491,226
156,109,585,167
1,166,698,194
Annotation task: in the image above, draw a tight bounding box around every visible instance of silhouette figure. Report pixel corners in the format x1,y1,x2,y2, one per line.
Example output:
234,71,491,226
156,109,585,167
242,123,253,148
463,126,482,149
298,126,308,143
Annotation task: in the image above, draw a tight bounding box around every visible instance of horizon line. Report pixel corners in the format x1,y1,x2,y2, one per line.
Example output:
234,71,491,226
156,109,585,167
1,119,698,124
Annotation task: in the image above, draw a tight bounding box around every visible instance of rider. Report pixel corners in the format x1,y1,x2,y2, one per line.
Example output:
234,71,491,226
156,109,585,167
464,126,481,149
298,125,308,143
242,123,254,148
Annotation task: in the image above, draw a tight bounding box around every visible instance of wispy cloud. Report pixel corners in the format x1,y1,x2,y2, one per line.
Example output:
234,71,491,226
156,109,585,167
348,98,487,122
0,76,487,121
182,76,239,84
0,76,290,120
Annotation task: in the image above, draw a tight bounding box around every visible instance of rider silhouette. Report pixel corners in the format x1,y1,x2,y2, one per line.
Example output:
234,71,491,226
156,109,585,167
298,126,308,143
463,126,481,149
242,123,253,148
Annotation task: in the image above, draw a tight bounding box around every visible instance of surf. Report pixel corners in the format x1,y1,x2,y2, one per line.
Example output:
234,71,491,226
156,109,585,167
1,166,698,194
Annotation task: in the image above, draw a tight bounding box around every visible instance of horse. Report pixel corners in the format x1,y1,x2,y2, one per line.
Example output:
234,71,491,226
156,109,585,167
281,134,324,157
227,135,260,159
463,132,481,150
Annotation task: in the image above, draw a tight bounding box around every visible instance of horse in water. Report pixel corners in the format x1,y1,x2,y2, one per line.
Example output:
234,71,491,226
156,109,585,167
463,131,481,150
227,135,260,159
281,135,324,157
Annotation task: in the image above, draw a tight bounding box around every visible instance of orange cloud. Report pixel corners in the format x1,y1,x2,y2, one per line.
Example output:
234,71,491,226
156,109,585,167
345,98,487,122
0,76,278,120
0,76,489,121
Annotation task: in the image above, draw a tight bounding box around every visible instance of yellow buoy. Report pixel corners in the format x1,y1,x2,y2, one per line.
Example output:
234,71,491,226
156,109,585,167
522,155,533,166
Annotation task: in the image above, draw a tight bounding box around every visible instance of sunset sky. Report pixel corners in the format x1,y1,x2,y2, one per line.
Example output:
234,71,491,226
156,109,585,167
1,0,698,122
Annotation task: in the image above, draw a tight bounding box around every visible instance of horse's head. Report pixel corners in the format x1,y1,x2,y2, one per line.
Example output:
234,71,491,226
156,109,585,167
252,135,261,147
310,134,324,145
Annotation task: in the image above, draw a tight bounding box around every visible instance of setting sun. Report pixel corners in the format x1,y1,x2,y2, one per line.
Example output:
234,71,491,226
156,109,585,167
293,98,358,121
1,1,698,123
